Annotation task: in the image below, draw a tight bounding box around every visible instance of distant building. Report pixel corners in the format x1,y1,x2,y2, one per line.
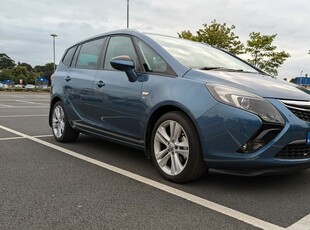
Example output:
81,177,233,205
35,77,49,89
295,77,310,86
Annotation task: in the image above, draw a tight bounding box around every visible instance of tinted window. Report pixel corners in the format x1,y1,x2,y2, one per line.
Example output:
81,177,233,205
136,39,175,75
104,36,138,70
76,38,104,69
63,46,77,66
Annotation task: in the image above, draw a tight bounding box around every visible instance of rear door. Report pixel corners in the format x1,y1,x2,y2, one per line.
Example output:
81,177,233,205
66,38,105,125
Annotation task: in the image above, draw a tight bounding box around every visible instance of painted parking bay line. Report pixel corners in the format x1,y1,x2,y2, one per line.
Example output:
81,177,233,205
0,124,286,230
0,114,48,118
0,135,53,141
0,104,13,108
15,99,37,104
0,106,48,108
287,213,310,230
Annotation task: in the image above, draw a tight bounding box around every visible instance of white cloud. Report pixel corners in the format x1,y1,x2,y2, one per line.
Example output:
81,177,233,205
0,0,309,78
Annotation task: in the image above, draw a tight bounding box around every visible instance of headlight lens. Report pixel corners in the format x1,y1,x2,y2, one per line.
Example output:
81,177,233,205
206,84,284,124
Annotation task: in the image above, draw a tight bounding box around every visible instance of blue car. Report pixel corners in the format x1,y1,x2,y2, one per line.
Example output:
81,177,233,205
49,29,310,182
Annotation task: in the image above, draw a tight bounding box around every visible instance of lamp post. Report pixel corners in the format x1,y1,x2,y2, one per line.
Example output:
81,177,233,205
50,34,58,72
127,0,129,28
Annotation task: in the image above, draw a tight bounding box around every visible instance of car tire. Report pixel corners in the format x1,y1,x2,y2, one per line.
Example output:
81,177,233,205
51,101,79,143
151,111,207,183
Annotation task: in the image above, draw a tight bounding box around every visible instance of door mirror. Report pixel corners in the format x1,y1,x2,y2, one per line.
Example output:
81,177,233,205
110,55,138,82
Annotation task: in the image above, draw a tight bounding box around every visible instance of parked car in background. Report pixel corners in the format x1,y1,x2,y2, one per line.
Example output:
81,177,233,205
25,84,35,89
14,84,24,88
49,29,310,182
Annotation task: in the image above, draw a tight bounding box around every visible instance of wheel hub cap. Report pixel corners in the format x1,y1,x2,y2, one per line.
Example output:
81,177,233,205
154,120,189,176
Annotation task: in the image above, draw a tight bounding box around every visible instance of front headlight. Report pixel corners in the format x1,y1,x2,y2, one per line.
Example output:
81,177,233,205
206,84,284,124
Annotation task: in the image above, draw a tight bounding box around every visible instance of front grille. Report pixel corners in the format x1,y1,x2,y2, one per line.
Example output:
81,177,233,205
275,144,310,159
288,108,310,122
280,100,310,122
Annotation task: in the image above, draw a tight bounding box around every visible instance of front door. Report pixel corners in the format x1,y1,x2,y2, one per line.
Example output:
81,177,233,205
92,36,144,142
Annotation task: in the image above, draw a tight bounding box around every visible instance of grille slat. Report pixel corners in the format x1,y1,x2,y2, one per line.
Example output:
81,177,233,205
280,100,310,122
275,144,310,159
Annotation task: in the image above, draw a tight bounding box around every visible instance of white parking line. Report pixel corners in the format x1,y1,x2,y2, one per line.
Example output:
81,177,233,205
0,114,48,118
287,213,310,230
15,100,36,104
0,136,25,141
0,134,52,141
0,124,286,230
33,134,53,138
1,106,49,108
0,104,13,107
13,100,48,106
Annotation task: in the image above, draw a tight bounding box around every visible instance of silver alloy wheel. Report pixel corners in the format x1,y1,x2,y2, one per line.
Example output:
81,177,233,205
52,105,65,138
154,120,189,176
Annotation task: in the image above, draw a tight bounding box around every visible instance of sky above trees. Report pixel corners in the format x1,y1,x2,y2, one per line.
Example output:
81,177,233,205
0,0,309,79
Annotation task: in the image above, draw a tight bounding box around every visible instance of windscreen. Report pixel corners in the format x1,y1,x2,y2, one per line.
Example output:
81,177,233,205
148,34,259,73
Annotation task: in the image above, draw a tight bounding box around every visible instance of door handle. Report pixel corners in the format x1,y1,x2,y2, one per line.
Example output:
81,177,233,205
95,80,105,88
65,76,71,82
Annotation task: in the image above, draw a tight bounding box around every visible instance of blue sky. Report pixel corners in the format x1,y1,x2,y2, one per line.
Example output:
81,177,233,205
1,0,309,79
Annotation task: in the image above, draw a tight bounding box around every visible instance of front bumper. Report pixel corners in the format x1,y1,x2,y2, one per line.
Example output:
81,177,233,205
196,99,310,175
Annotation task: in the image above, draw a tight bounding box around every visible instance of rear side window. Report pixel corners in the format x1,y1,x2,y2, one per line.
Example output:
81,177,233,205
76,38,104,69
62,46,77,67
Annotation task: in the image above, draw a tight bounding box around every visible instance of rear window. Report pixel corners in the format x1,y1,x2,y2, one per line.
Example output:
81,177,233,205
76,38,105,69
62,46,77,66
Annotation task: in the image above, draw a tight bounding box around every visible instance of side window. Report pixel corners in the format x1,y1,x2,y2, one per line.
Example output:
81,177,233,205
104,36,138,70
76,38,104,69
136,40,174,75
62,46,77,67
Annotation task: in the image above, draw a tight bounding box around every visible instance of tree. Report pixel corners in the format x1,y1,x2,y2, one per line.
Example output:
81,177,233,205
0,53,15,70
34,63,54,85
34,63,54,78
19,62,33,72
10,66,29,83
246,32,290,76
178,20,245,55
0,68,13,81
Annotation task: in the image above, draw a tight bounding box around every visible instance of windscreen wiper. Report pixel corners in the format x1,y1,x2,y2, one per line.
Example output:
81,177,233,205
199,67,244,72
198,67,257,73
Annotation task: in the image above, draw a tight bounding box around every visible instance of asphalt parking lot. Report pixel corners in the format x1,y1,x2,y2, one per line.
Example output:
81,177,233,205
0,92,309,230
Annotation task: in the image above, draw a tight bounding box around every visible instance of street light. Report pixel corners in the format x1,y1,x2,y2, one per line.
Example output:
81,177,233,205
127,0,129,28
50,34,58,72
